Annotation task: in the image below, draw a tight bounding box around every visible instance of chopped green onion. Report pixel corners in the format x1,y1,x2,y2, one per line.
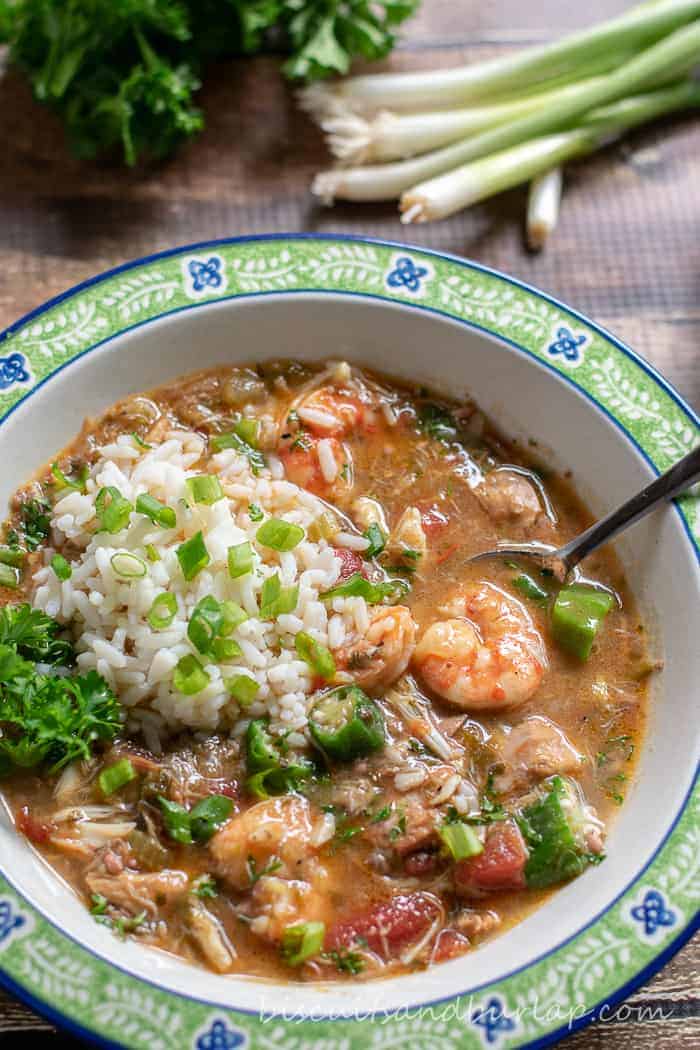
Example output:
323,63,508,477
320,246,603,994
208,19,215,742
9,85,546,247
173,654,210,695
211,432,266,474
232,416,260,447
0,546,24,568
248,503,264,522
363,523,387,558
256,518,305,552
51,462,87,493
551,583,614,660
145,544,160,562
512,571,549,604
95,486,133,534
212,637,243,662
131,433,152,450
110,552,147,579
188,595,224,654
0,564,20,589
98,758,137,796
295,631,335,681
439,820,484,860
227,541,254,579
220,600,248,633
226,674,260,706
259,573,299,619
281,921,325,966
321,572,408,605
147,592,177,630
176,531,210,581
51,554,72,581
186,474,224,506
135,493,176,528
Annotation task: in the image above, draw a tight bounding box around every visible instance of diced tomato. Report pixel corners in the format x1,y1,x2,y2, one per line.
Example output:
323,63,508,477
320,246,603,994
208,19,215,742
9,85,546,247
419,503,450,537
332,547,366,580
432,928,470,962
214,781,239,800
326,892,441,960
454,822,527,895
16,805,54,845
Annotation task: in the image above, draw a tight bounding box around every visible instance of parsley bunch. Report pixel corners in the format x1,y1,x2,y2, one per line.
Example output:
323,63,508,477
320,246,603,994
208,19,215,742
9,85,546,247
0,604,121,775
0,0,419,164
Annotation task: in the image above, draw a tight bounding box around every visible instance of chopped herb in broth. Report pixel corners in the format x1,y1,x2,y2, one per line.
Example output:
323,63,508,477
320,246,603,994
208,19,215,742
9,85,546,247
0,359,651,981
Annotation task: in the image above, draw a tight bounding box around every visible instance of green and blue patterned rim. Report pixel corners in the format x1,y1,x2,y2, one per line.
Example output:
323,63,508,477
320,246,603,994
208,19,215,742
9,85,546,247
0,234,696,1050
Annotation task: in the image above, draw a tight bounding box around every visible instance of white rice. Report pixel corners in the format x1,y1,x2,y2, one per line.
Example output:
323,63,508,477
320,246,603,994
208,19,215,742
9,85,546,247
31,429,372,750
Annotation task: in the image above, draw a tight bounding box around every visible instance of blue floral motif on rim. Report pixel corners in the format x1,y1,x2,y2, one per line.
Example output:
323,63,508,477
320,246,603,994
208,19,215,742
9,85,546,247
630,889,676,937
386,255,429,294
547,326,587,363
0,351,30,391
188,257,224,293
195,1018,247,1050
0,899,26,943
472,996,517,1045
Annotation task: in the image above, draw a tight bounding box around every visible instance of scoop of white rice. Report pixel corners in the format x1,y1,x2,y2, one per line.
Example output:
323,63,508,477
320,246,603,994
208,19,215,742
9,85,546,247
31,430,370,751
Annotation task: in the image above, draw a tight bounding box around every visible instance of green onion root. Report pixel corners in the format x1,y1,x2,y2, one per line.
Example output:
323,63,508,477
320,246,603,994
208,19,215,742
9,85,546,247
527,168,563,251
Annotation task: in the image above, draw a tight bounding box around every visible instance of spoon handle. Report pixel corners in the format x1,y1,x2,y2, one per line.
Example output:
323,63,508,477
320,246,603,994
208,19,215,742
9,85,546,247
560,443,700,572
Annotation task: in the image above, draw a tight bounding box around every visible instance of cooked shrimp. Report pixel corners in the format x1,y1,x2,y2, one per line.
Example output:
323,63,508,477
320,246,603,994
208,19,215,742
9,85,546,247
334,605,417,689
475,468,548,529
296,387,368,435
413,583,546,710
387,506,427,567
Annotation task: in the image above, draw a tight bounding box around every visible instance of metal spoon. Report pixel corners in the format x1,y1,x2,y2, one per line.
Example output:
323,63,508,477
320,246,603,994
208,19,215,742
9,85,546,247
469,444,700,582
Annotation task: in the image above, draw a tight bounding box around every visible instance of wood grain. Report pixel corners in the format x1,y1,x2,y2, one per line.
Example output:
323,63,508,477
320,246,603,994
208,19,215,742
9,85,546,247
0,1,697,1044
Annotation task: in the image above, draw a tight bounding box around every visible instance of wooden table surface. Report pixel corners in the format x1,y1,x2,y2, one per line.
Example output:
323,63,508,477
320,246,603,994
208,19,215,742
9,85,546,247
0,1,697,1045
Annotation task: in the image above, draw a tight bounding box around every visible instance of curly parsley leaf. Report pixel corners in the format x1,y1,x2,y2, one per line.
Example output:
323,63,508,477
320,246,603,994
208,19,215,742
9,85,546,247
0,604,74,666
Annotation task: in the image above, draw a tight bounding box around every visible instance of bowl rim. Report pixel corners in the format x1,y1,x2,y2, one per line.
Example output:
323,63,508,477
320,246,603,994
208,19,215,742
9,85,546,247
0,233,697,1050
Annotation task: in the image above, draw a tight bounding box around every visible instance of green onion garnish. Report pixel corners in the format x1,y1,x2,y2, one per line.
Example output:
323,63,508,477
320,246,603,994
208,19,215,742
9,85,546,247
248,503,264,522
98,758,137,797
295,631,335,681
227,541,254,579
363,522,387,558
135,493,176,528
226,674,260,707
212,637,243,662
147,592,177,630
51,462,88,493
186,475,224,506
220,600,248,633
95,486,133,534
51,554,72,581
145,544,160,562
173,654,210,695
188,596,224,654
211,432,265,474
0,546,24,568
232,416,260,447
321,572,408,605
281,921,325,967
259,573,299,620
0,564,20,589
131,433,152,450
110,552,147,579
176,531,210,581
256,518,305,552
439,820,484,861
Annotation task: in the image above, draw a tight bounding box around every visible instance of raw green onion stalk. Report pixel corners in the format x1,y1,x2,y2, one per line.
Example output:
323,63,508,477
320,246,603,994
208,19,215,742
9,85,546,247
305,2,700,238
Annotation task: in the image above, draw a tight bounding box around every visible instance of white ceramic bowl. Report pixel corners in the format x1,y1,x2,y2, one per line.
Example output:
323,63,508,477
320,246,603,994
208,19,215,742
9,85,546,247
0,235,696,1050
